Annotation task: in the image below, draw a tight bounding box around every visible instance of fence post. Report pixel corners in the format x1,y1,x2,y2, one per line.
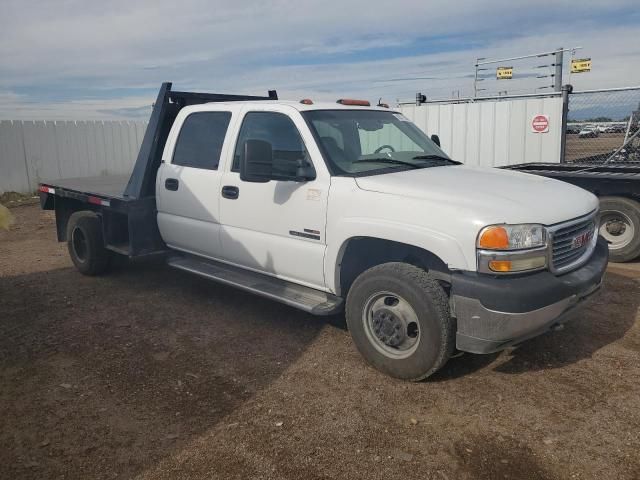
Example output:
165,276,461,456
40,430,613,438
554,48,563,92
559,84,572,163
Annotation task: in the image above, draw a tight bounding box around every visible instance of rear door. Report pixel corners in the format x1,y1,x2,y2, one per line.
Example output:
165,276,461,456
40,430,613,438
218,106,330,290
156,108,235,258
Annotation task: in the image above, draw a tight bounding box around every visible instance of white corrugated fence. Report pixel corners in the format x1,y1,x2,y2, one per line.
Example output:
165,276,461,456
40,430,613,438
0,120,147,194
398,96,563,167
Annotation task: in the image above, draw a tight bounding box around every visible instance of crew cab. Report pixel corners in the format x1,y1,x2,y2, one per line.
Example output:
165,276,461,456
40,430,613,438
39,83,608,380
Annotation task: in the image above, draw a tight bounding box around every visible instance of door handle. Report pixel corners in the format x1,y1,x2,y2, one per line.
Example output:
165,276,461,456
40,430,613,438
165,178,179,191
221,185,239,199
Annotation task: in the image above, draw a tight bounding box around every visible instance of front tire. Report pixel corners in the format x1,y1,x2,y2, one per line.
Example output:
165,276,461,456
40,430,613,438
66,211,110,276
345,263,454,381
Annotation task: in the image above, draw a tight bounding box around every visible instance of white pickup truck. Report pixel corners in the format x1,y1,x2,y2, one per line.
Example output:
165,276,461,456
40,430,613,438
39,83,608,380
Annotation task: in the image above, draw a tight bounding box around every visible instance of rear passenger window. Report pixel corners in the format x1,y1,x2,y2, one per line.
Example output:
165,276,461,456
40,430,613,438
172,112,231,170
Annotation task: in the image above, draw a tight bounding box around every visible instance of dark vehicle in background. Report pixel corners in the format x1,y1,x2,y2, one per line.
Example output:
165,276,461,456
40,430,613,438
504,163,640,262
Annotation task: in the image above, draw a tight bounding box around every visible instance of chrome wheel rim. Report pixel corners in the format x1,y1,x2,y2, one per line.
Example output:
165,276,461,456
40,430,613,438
362,291,420,359
599,210,635,251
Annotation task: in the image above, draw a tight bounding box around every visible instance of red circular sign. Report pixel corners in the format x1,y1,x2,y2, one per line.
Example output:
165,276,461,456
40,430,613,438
532,115,549,132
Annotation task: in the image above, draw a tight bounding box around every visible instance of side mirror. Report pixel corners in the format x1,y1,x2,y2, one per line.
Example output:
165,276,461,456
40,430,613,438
240,139,272,183
294,158,316,182
240,139,316,183
430,134,441,147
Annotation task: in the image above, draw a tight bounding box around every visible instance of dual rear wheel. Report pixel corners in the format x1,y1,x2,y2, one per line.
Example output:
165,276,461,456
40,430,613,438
66,211,111,276
598,196,640,263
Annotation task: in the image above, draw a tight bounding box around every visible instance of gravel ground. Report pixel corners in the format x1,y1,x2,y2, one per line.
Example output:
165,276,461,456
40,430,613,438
565,133,626,162
1,204,639,480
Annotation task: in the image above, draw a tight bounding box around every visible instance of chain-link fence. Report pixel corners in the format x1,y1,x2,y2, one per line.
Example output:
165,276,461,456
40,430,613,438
565,86,640,163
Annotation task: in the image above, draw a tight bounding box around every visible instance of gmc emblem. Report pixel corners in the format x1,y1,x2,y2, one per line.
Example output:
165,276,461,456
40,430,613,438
572,230,593,249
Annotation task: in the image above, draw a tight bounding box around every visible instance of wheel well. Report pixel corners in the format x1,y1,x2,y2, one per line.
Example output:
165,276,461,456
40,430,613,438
54,198,100,242
338,237,450,297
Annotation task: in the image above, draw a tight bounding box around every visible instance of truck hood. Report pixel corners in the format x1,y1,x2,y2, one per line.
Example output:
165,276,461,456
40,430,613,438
354,165,598,225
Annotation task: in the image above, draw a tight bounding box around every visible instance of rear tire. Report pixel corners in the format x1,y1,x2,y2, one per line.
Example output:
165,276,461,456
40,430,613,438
345,262,454,381
598,196,640,262
66,211,110,276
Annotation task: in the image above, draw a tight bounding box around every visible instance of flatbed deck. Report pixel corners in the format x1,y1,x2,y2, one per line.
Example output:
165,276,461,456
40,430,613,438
44,175,130,201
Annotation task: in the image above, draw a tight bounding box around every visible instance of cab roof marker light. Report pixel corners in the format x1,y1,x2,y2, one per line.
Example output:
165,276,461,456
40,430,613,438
300,99,314,105
337,99,370,106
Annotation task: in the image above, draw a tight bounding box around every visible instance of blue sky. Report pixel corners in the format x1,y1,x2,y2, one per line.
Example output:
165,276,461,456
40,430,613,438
0,0,638,119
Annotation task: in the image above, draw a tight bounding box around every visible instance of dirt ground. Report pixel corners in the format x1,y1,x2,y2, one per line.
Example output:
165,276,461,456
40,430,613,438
1,204,639,480
565,133,626,162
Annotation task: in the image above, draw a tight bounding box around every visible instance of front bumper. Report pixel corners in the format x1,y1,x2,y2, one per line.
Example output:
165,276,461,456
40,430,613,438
451,237,608,354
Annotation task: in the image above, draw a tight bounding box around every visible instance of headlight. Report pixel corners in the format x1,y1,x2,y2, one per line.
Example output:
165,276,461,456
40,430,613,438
477,224,548,274
477,224,546,250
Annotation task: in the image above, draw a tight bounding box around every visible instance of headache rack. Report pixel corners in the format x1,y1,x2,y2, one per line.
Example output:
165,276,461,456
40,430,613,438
125,83,278,201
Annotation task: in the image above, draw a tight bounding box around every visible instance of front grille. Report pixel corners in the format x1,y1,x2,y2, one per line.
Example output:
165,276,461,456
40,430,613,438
550,212,597,274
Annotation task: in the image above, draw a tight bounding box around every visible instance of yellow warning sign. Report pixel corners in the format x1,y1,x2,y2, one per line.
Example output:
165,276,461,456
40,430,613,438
496,66,513,80
571,58,591,73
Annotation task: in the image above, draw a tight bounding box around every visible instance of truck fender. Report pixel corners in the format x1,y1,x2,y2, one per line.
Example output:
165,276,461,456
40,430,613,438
324,218,470,295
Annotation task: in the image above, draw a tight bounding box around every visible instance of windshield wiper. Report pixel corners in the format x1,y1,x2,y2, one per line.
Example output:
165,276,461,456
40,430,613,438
353,158,424,169
411,154,459,164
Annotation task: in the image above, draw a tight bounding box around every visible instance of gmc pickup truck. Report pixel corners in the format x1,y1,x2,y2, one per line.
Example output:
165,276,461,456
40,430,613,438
39,83,608,380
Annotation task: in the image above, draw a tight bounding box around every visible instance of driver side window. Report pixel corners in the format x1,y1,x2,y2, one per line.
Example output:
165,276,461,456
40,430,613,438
232,111,309,177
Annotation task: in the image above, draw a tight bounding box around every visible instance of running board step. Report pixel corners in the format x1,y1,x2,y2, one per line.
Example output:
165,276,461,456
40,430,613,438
167,256,343,316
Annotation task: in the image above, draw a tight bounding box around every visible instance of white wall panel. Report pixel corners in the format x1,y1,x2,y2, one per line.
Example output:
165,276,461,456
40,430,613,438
0,121,31,193
398,96,562,167
0,120,148,194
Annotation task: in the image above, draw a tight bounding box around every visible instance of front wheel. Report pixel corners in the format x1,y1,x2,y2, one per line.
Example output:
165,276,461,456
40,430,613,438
345,263,455,381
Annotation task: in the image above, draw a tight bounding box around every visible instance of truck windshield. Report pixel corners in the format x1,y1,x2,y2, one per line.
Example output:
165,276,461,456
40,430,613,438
302,110,458,176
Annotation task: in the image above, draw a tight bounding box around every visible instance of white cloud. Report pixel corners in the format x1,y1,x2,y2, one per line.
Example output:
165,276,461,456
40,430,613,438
0,0,638,119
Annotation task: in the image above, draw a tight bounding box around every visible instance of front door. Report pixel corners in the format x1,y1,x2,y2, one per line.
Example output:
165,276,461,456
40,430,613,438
219,109,329,290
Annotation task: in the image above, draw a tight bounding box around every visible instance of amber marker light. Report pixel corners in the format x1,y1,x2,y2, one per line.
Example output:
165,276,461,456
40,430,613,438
488,260,512,272
478,226,509,250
